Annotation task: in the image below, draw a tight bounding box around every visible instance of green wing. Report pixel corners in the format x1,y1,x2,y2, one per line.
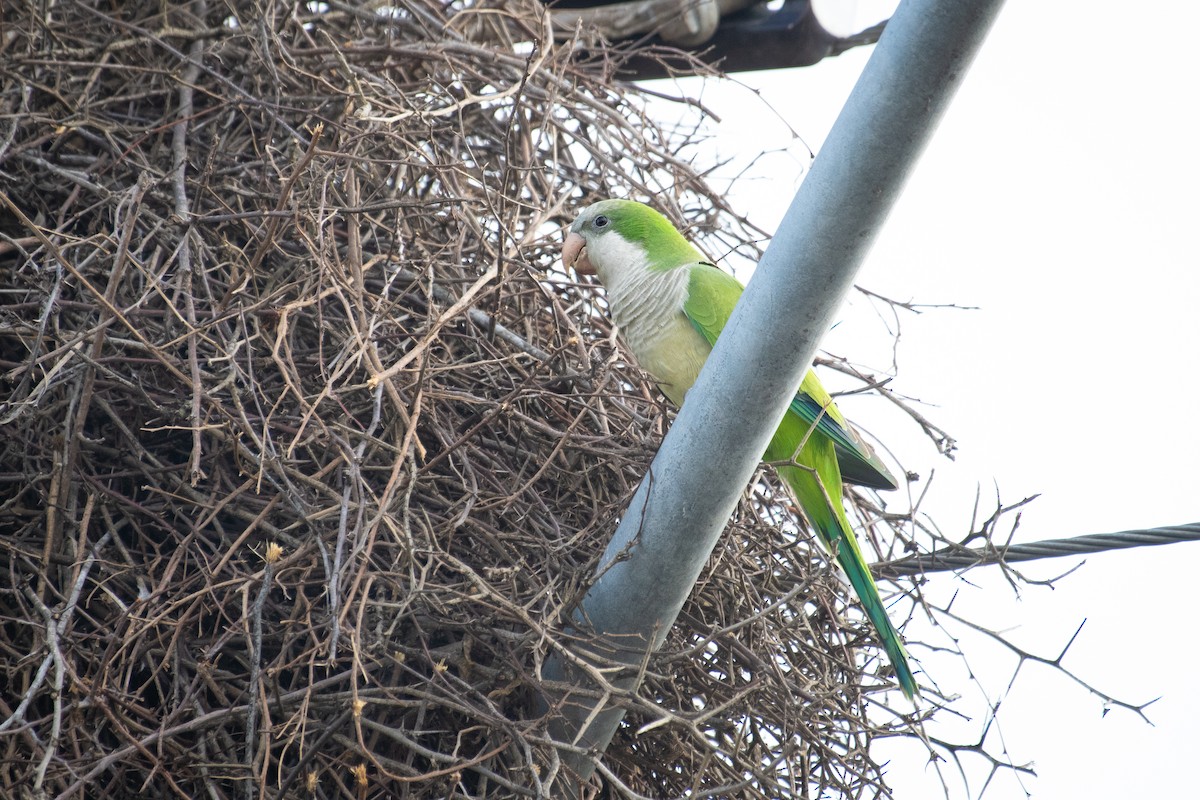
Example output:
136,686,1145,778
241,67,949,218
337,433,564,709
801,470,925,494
680,262,743,345
683,264,898,490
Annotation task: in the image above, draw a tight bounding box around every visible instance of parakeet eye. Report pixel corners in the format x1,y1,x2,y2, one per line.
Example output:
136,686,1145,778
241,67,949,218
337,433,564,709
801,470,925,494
593,215,609,229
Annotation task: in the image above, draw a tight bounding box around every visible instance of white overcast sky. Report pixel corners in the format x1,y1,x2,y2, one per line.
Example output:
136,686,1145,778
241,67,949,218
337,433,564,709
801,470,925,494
651,0,1200,797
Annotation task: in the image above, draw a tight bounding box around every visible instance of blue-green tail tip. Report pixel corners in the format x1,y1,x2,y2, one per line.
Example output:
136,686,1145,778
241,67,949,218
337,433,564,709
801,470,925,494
882,633,919,701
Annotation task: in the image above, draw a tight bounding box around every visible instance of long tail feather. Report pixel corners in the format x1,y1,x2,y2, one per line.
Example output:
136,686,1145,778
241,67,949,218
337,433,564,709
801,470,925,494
778,452,918,700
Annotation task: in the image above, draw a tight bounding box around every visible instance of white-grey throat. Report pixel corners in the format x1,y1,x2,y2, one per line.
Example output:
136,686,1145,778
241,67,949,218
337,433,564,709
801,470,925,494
600,258,691,353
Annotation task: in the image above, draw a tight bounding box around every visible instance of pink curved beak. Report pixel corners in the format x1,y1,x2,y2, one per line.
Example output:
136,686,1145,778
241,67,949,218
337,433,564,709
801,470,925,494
562,231,595,275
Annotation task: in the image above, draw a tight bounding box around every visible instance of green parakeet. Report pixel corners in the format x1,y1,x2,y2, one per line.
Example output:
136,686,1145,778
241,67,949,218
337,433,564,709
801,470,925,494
563,198,918,699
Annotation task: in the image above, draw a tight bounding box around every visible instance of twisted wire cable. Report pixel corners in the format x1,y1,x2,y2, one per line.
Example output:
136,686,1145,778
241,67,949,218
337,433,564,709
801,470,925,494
877,522,1200,577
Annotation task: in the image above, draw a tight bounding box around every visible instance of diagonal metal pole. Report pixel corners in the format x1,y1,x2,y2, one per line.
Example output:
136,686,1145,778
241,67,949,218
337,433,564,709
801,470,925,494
540,0,1008,788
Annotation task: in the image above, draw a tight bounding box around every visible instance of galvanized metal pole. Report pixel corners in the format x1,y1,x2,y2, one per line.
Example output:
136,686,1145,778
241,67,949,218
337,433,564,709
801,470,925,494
541,0,1007,787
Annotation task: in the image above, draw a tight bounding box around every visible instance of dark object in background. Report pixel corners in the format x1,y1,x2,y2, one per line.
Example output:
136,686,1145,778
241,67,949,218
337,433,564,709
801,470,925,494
548,0,887,79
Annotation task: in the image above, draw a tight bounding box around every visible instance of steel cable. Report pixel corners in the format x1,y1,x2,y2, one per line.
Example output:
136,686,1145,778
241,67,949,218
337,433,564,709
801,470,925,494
878,522,1200,577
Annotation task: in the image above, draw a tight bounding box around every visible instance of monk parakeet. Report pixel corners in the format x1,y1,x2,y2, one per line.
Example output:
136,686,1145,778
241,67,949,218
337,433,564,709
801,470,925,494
563,198,917,699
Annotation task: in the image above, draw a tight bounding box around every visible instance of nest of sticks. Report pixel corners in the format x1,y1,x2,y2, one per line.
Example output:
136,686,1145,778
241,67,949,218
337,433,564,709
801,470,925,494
0,1,928,797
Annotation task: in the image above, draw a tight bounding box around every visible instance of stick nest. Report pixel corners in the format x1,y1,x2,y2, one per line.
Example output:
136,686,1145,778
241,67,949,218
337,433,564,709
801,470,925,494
0,1,923,797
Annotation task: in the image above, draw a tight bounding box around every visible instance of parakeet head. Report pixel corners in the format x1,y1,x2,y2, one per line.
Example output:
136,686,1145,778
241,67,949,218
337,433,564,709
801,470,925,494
562,199,704,283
